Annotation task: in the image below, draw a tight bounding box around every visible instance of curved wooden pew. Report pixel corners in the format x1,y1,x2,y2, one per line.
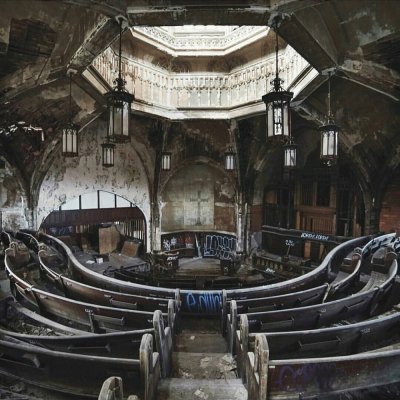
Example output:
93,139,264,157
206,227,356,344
236,305,400,380
229,235,372,300
5,247,170,333
223,283,329,348
1,297,85,335
222,235,370,335
247,334,400,400
38,233,364,315
227,252,397,352
98,377,139,400
325,246,363,300
0,293,173,380
37,244,179,314
0,332,159,399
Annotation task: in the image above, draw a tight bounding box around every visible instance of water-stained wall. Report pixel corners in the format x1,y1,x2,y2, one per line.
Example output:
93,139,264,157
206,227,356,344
0,159,28,230
160,163,236,233
36,118,151,243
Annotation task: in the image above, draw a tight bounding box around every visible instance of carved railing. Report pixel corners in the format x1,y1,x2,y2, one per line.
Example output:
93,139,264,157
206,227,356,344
90,44,314,118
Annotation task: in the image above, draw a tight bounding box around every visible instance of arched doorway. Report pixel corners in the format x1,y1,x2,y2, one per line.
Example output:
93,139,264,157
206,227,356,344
40,190,147,253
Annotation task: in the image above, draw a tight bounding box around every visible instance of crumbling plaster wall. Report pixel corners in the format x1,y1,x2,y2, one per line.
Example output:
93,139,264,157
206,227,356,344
36,118,151,243
0,160,29,230
160,163,236,234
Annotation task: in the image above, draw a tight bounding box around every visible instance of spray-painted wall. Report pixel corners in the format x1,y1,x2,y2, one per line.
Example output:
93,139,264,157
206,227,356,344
36,118,151,244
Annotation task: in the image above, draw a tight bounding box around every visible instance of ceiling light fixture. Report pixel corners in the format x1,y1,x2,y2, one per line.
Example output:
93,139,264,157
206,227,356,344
320,70,339,162
262,16,293,143
61,69,79,157
106,16,134,144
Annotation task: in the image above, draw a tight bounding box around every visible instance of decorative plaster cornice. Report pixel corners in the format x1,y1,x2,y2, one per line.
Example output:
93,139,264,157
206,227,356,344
135,26,266,50
88,44,316,120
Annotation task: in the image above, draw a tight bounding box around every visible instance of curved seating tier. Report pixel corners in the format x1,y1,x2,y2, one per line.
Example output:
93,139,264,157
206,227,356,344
2,230,400,399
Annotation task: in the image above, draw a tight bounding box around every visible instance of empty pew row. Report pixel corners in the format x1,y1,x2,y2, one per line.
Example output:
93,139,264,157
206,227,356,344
225,234,398,331
38,233,178,298
222,235,370,337
1,287,174,380
246,334,400,400
227,248,398,352
13,232,180,315
5,245,176,334
0,292,172,397
236,304,400,381
0,331,159,400
39,232,365,314
16,230,180,318
223,244,364,330
37,243,180,314
222,283,330,342
224,234,372,305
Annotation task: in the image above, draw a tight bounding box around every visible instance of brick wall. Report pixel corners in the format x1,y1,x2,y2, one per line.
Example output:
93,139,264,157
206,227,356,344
250,204,263,233
379,174,400,233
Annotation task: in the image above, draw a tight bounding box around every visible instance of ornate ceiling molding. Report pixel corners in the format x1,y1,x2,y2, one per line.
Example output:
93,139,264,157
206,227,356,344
132,26,268,56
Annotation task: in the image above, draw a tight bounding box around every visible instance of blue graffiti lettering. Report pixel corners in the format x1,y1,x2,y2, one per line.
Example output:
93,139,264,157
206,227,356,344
204,234,236,259
184,291,222,314
185,292,196,312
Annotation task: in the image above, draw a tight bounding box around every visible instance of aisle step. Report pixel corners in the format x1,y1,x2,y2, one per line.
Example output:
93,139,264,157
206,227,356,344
157,378,247,400
175,333,228,353
172,352,237,379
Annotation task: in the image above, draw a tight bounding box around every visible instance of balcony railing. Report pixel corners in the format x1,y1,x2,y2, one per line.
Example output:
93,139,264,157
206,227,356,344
89,44,316,119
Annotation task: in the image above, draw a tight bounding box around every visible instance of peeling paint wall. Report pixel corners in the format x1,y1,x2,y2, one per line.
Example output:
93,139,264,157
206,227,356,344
36,118,151,244
161,163,236,233
0,160,28,230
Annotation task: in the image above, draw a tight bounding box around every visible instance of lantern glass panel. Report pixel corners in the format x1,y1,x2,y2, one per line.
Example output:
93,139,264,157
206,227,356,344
283,103,289,137
320,126,339,159
108,92,132,143
225,153,235,171
267,103,274,139
102,143,115,167
62,125,78,157
161,153,171,171
284,146,296,168
273,104,283,136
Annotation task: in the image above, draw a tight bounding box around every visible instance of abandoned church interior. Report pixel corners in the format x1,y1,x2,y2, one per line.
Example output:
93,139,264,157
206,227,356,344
0,0,400,399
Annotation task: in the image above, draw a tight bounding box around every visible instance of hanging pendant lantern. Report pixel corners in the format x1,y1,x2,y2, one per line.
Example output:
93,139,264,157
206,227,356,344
106,17,134,144
320,121,339,160
161,152,171,171
283,139,297,168
320,72,339,161
102,141,115,167
61,71,79,157
262,17,293,143
62,123,79,156
225,147,236,171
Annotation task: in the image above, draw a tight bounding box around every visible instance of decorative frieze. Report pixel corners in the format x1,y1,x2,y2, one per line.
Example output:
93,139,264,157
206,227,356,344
90,44,314,119
135,26,265,51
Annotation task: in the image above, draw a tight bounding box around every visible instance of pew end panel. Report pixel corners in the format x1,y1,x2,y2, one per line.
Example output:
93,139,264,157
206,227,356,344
246,334,269,400
153,309,173,378
236,314,249,381
226,299,237,355
140,333,160,400
98,376,124,400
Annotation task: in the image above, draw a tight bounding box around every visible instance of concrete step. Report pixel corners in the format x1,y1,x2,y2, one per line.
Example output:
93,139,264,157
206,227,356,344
180,316,220,333
175,333,228,353
157,378,247,400
172,352,237,379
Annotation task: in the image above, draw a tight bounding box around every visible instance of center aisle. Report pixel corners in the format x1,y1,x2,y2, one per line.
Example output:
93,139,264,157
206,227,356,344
157,317,247,400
